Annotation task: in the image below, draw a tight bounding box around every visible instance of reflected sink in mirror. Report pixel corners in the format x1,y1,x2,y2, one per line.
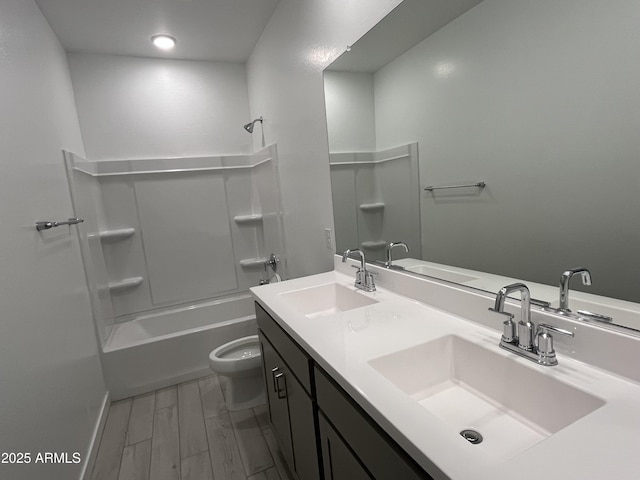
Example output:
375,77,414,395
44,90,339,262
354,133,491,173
398,262,478,284
279,283,378,318
549,297,640,332
369,335,604,460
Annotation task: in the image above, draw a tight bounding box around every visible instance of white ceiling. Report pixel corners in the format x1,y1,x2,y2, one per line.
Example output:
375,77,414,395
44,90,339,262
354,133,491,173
35,0,281,62
328,0,484,73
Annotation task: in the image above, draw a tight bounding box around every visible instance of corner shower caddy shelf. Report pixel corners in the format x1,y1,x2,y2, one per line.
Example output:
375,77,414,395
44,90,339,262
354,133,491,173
359,202,385,212
233,214,264,225
108,276,143,293
99,228,136,241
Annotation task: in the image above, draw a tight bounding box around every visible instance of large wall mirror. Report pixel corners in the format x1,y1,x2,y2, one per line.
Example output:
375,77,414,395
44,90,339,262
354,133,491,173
324,0,640,333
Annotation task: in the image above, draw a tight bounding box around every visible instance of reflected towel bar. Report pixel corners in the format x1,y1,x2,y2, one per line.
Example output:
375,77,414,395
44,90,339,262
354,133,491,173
424,181,486,191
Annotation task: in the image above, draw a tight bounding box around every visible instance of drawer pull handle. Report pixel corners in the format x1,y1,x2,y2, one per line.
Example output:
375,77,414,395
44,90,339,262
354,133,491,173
271,367,280,393
275,372,287,399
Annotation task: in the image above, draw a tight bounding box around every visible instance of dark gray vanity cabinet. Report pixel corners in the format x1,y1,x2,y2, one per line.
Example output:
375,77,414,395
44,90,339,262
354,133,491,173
255,302,436,480
256,303,320,480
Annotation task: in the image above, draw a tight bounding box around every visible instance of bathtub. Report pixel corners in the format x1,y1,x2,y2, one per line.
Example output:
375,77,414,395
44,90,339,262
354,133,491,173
102,294,257,400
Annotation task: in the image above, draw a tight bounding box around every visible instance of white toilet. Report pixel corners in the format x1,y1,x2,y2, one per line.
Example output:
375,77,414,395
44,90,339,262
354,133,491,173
208,335,265,411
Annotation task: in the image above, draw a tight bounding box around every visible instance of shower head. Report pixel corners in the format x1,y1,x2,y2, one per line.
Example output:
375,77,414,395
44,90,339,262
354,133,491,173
243,116,263,133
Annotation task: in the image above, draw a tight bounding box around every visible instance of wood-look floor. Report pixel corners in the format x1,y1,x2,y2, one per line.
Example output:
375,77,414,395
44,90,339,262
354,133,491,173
90,374,294,480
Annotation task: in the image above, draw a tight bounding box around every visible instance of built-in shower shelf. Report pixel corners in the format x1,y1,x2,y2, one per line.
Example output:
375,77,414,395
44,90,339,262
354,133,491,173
239,258,268,269
109,276,143,292
99,228,136,241
359,202,385,212
234,214,263,225
361,240,387,250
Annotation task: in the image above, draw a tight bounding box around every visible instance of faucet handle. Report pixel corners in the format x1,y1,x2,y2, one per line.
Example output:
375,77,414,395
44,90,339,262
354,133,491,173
536,324,574,366
350,264,377,274
488,308,516,343
489,309,516,342
537,323,574,338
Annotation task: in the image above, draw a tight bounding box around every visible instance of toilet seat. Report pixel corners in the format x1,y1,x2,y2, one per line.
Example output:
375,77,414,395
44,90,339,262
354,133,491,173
209,335,261,375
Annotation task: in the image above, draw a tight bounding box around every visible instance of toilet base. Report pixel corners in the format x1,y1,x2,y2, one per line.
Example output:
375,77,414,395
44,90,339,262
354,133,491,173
220,371,266,411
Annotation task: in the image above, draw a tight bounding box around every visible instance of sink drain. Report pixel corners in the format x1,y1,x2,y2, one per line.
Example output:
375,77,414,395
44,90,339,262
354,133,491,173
460,429,483,444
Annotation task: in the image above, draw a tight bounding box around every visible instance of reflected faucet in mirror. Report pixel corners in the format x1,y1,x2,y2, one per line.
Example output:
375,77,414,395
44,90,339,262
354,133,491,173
556,267,614,324
386,241,409,269
559,267,591,313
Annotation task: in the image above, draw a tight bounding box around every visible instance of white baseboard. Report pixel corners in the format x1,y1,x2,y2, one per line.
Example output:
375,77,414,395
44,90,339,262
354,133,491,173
79,391,111,480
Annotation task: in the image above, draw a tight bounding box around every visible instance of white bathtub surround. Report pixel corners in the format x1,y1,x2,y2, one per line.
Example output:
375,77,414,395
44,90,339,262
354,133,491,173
103,294,258,400
251,257,640,479
66,145,285,336
64,151,117,346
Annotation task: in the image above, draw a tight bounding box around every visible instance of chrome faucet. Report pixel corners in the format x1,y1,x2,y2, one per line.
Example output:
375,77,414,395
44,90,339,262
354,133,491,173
490,283,534,350
559,267,591,312
489,282,574,366
342,248,376,292
385,241,409,268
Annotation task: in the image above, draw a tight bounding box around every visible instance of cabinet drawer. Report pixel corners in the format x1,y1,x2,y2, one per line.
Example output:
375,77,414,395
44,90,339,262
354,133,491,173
315,366,434,480
255,301,312,393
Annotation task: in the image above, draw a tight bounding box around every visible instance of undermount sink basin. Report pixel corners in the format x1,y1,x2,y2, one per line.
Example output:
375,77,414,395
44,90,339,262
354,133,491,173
369,335,604,460
279,282,378,318
402,264,478,284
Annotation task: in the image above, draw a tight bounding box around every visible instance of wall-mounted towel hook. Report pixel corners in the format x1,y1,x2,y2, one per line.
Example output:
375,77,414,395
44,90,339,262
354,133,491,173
36,217,84,231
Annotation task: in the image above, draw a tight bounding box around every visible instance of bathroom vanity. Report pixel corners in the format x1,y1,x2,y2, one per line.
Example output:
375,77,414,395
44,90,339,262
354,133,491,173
252,256,640,480
257,301,429,480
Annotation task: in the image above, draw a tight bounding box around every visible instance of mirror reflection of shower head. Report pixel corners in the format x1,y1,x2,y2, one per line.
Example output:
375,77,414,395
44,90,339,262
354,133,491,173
243,116,263,133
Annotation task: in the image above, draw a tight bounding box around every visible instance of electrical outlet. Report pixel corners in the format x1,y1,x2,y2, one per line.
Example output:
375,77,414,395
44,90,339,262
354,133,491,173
324,228,333,249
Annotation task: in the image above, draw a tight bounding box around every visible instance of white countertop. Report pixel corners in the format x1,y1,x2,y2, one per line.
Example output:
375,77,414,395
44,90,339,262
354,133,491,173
251,265,640,480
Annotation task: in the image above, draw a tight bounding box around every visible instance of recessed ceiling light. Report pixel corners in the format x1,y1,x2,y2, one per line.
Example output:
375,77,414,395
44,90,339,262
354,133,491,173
151,35,176,50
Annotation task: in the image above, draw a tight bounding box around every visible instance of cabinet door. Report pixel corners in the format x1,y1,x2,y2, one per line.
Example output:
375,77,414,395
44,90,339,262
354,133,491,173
319,413,372,480
287,368,320,480
260,332,321,480
260,334,294,466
